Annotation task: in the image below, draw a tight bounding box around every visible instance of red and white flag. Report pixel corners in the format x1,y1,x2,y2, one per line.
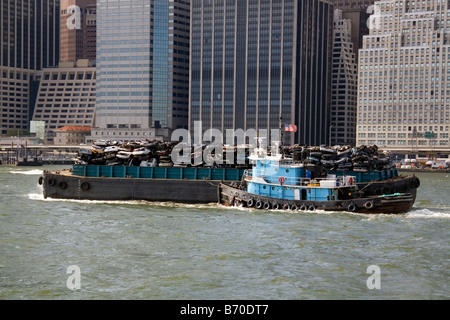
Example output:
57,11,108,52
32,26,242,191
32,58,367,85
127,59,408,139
285,123,297,132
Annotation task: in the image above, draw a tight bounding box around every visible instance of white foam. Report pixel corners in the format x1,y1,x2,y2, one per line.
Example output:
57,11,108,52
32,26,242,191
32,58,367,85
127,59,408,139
406,207,450,219
10,170,43,175
27,194,221,208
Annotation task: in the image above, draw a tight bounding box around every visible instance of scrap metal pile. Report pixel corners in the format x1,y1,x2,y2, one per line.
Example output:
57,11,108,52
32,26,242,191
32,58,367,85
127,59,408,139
285,144,395,172
76,140,394,172
76,140,251,168
76,140,176,167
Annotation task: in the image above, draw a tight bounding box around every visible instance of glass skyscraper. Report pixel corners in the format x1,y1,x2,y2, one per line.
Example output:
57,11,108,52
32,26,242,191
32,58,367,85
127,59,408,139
189,0,334,146
93,0,189,141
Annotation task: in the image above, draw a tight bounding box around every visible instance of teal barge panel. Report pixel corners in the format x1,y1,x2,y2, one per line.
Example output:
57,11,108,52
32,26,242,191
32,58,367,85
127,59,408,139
72,165,245,181
328,169,398,183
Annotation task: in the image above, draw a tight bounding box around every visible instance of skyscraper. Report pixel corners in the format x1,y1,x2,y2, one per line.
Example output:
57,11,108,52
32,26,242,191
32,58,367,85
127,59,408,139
189,0,334,146
356,0,450,152
1,0,60,70
1,0,60,135
91,0,189,142
330,9,357,146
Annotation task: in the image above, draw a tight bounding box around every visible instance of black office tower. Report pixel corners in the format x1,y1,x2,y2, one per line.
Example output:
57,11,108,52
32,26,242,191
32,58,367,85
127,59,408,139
189,0,333,145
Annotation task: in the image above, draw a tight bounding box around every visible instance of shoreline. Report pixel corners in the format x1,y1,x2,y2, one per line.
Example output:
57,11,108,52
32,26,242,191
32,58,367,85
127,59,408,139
397,168,449,173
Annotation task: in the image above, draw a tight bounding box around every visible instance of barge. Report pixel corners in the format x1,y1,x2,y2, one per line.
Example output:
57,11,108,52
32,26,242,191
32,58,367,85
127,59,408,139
40,165,246,203
39,164,419,205
38,141,420,204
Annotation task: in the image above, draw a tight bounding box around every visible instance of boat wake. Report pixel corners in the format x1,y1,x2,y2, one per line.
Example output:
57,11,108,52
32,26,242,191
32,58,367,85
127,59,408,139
407,207,450,219
27,193,222,209
27,193,449,218
10,169,43,175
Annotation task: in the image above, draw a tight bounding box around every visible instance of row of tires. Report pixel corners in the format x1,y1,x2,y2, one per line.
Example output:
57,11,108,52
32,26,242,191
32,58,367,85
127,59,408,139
39,177,90,191
234,197,374,212
244,198,315,211
370,177,420,195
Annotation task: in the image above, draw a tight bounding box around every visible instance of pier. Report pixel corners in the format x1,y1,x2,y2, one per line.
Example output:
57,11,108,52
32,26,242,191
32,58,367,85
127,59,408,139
0,143,79,166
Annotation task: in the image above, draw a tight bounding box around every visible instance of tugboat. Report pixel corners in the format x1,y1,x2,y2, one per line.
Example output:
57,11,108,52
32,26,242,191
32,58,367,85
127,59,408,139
218,141,416,214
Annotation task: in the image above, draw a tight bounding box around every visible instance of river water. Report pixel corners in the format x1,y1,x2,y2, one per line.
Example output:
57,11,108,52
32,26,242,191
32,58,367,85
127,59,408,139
0,165,448,300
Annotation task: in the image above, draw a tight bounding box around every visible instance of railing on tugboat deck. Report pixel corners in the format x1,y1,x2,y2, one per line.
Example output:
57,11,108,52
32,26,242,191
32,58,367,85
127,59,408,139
242,169,356,188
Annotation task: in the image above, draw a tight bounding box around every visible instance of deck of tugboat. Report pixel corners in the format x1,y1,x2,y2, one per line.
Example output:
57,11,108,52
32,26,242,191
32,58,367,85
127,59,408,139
242,169,356,189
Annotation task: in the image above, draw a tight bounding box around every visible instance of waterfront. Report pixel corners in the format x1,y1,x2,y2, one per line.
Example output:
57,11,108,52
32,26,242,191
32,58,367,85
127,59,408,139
0,165,448,300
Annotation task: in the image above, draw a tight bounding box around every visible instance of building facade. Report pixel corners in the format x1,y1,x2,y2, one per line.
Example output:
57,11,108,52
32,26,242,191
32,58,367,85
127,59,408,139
91,0,190,142
1,0,60,136
32,60,96,144
330,9,358,146
60,0,97,63
356,0,450,153
334,0,374,10
54,125,91,146
189,0,334,146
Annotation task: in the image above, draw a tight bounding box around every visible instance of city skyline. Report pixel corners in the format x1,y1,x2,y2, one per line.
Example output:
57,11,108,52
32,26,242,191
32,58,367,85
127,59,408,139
1,0,449,154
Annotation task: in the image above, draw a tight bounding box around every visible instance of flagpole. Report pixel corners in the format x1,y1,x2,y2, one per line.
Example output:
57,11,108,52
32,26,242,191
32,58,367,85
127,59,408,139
280,116,284,148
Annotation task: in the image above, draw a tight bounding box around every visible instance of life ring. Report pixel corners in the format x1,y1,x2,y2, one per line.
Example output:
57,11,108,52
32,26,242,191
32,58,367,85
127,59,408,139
48,178,56,186
300,205,307,211
38,176,43,185
272,202,280,210
263,202,271,210
278,177,287,185
256,201,263,209
348,177,354,185
308,205,316,211
365,201,374,210
291,204,298,210
58,181,68,189
247,199,255,207
348,203,357,212
81,182,90,191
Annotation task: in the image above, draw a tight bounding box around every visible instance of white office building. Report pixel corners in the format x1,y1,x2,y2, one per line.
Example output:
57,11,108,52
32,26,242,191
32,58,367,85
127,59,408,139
356,0,450,154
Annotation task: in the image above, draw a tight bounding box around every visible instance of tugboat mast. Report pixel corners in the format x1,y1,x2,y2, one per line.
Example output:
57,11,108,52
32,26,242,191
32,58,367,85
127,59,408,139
279,116,284,157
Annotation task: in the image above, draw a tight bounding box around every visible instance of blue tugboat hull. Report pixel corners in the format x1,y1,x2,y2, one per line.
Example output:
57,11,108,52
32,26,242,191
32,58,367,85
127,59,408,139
219,183,415,214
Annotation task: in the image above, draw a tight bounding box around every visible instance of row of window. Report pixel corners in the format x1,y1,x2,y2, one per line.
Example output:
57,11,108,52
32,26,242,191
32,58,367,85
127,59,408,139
358,140,449,146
